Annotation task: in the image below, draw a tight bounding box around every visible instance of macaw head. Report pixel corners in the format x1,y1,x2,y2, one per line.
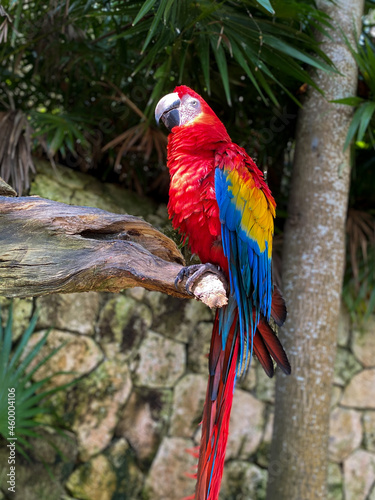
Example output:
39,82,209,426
155,86,228,140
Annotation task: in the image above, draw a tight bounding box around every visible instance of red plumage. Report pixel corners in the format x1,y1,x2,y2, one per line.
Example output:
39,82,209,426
156,85,290,500
194,311,239,500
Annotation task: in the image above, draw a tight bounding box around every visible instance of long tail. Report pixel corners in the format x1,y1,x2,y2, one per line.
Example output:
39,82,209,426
194,287,290,500
195,309,239,500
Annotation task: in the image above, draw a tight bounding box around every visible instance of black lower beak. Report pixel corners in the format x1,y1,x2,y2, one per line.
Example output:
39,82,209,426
155,92,181,131
161,107,180,130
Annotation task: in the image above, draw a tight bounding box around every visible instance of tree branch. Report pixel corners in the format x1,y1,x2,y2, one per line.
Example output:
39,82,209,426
0,195,228,309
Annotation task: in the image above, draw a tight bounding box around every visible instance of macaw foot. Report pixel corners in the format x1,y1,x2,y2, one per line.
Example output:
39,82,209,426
175,263,222,295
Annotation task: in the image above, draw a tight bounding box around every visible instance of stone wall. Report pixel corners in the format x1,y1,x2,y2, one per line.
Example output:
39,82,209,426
0,163,374,500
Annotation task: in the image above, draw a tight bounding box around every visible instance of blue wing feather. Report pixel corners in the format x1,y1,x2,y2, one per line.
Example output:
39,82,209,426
215,163,273,375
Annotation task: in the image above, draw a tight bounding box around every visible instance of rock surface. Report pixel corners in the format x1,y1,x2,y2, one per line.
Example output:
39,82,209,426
343,450,375,500
334,347,362,387
220,461,267,500
0,297,34,341
226,388,265,459
71,358,132,460
329,407,363,462
107,438,144,499
31,159,158,220
145,437,196,500
37,292,100,335
327,462,343,500
352,317,375,367
0,427,77,500
23,328,103,387
187,320,213,374
97,293,152,358
133,330,186,388
170,373,207,437
116,388,172,462
364,411,375,453
341,369,375,409
66,454,117,500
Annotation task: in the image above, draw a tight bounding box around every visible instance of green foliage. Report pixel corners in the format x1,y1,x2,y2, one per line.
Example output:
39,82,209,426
330,16,375,321
332,32,375,150
0,0,335,193
256,0,275,14
30,111,91,156
0,302,73,459
130,0,335,107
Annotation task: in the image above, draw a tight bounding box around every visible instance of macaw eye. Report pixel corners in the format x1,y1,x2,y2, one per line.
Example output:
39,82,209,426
191,99,198,107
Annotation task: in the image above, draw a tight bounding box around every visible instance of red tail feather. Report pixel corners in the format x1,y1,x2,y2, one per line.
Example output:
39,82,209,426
252,287,290,377
256,318,291,375
195,310,239,500
271,286,287,326
253,332,274,378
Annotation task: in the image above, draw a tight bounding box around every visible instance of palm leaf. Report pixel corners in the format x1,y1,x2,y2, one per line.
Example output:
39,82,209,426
132,0,158,26
255,0,275,14
0,303,77,459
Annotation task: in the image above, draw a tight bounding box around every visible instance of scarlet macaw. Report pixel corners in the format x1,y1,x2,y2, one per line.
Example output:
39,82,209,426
155,85,291,500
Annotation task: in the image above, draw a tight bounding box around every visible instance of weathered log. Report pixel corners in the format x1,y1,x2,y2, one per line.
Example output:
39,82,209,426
0,195,228,308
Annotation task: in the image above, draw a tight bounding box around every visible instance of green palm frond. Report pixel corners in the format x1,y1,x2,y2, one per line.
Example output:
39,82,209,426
0,303,76,459
30,111,91,157
130,0,336,108
332,34,375,150
0,0,337,189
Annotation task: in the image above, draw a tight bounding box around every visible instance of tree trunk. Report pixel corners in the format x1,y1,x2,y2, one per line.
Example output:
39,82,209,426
0,195,228,309
266,1,364,499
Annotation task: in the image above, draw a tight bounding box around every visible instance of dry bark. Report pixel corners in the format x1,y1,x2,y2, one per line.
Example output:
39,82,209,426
0,195,228,309
266,1,364,499
0,176,17,196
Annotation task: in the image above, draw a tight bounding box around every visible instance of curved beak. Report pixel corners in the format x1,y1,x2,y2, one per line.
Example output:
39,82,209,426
155,92,181,131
